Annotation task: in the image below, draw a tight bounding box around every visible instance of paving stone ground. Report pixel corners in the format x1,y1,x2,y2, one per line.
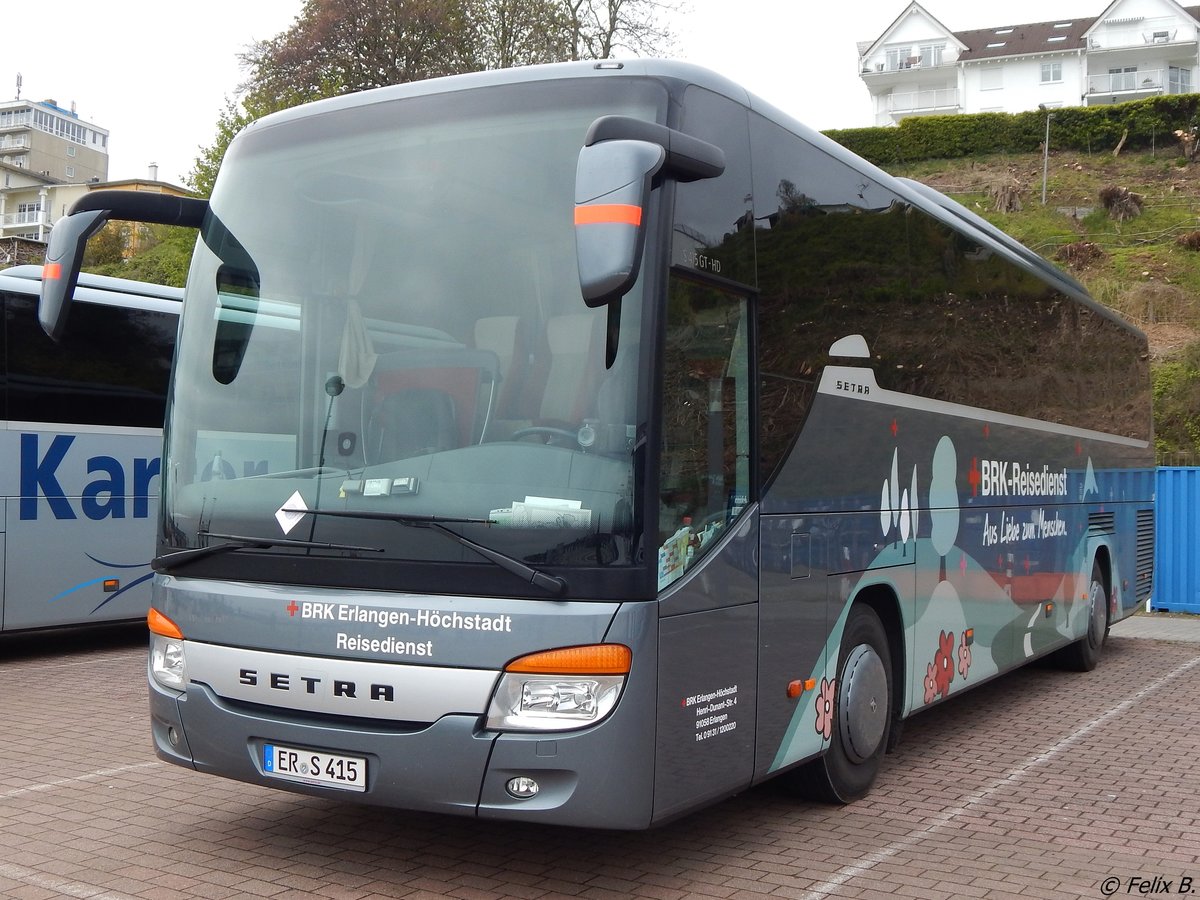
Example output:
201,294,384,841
1,616,1198,900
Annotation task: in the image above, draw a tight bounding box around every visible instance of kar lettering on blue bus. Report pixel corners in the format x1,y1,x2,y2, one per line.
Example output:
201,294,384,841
19,433,161,521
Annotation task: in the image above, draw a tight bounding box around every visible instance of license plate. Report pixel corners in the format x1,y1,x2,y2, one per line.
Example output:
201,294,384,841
263,743,367,792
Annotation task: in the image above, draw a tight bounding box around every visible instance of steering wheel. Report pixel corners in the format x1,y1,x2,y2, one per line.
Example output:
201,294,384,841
511,426,579,445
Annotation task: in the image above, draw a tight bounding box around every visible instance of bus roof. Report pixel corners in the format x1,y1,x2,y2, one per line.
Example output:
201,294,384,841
0,264,183,315
227,59,1136,339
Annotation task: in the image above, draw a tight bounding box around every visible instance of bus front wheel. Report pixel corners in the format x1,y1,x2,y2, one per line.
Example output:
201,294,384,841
790,604,892,804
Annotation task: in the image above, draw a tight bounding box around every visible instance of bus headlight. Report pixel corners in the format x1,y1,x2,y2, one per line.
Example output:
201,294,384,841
150,634,188,689
148,608,187,690
485,644,630,732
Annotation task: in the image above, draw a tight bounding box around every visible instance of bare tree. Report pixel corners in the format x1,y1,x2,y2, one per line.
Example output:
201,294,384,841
191,0,677,191
467,0,572,69
560,0,677,60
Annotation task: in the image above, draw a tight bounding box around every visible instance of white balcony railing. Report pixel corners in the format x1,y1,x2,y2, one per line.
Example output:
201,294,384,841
865,57,955,75
0,211,44,227
0,136,29,150
1087,68,1169,94
0,112,32,130
886,89,960,113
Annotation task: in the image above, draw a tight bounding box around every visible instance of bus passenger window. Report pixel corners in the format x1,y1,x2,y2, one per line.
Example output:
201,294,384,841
657,275,751,590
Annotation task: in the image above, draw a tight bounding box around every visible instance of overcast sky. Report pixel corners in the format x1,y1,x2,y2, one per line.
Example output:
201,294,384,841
10,0,1102,185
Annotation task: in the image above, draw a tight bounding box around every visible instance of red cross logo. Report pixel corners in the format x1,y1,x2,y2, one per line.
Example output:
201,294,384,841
967,457,981,497
286,601,299,617
890,419,899,437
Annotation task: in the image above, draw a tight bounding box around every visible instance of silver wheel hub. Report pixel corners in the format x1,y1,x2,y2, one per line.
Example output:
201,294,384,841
1088,580,1106,646
838,643,888,764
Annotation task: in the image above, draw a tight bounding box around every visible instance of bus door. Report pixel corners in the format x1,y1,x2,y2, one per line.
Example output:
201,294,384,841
652,272,758,821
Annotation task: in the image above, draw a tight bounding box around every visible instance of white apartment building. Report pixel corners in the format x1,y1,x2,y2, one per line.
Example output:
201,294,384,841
860,0,1200,126
0,97,110,242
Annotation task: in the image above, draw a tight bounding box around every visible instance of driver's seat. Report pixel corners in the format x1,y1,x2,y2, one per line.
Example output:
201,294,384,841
535,312,604,426
366,388,457,462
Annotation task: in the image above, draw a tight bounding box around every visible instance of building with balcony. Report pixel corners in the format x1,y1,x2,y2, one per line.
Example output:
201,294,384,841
0,96,113,243
1,163,192,245
0,98,109,183
859,0,1200,126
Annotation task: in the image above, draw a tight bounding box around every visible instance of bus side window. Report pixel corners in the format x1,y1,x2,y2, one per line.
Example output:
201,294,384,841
671,86,754,287
748,112,909,487
657,275,751,589
5,291,174,429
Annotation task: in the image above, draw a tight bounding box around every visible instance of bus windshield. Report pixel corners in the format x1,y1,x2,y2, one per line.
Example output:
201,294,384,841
163,79,666,588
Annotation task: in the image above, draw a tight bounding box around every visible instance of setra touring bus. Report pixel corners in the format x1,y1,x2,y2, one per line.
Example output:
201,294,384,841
0,265,178,632
40,60,1153,828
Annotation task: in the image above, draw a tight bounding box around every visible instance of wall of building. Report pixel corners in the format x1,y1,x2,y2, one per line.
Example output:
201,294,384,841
963,54,1085,112
28,131,107,183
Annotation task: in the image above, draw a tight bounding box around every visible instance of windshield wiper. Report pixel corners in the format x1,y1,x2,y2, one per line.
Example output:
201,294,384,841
152,532,384,573
288,508,568,597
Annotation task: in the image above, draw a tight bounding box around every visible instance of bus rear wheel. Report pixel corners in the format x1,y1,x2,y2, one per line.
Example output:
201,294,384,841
1056,560,1109,672
790,604,892,804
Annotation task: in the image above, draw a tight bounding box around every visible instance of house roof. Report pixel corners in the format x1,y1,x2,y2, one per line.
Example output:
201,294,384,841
864,3,1200,63
1084,0,1200,38
859,1,967,61
956,17,1096,61
0,161,58,186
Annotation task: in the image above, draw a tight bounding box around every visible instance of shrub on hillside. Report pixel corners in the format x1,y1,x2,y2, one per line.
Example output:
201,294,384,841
1055,241,1104,270
1175,231,1200,251
823,94,1200,166
1099,186,1144,221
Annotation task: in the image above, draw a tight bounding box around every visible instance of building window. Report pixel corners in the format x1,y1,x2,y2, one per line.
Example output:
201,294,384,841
1041,62,1063,82
67,145,77,157
918,43,945,66
17,201,42,225
981,68,1003,90
1109,66,1137,91
65,165,75,179
1170,66,1192,93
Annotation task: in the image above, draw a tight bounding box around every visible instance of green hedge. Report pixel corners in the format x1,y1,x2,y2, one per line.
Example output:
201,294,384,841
823,94,1200,165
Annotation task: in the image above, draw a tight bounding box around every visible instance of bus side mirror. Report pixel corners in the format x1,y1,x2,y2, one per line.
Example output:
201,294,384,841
575,139,666,308
39,190,208,341
39,209,110,341
575,117,725,308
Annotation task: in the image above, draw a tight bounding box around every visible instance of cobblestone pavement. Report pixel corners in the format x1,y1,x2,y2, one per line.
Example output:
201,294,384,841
1,619,1198,900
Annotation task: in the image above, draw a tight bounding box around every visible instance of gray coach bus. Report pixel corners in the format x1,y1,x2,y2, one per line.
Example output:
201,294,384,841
40,61,1152,828
0,265,178,631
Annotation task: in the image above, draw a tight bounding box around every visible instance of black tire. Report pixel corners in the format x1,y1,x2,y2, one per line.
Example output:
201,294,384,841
1056,560,1109,672
789,604,893,804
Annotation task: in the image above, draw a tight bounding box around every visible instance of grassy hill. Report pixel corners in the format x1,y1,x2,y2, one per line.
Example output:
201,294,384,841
889,147,1200,462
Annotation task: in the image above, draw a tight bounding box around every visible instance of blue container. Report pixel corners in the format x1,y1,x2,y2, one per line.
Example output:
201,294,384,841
1153,467,1200,613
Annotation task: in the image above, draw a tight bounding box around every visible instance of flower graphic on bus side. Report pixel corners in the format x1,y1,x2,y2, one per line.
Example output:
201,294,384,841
958,631,973,679
814,677,836,741
923,663,937,705
933,630,956,698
